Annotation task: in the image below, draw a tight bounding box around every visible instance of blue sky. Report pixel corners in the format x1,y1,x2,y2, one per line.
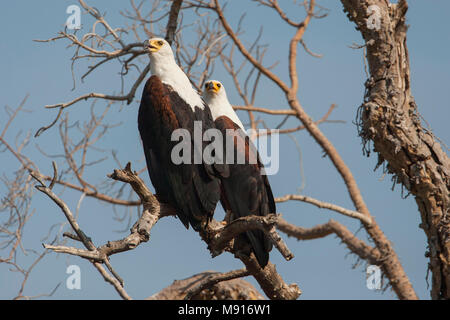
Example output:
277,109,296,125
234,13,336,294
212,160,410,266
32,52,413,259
1,0,449,300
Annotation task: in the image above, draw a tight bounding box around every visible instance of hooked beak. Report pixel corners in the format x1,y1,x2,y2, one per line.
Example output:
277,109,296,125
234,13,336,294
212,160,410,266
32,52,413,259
144,40,159,52
206,82,219,93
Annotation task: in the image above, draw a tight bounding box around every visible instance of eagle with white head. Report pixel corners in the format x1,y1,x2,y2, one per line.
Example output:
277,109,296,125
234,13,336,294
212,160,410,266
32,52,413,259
203,80,275,268
138,38,224,231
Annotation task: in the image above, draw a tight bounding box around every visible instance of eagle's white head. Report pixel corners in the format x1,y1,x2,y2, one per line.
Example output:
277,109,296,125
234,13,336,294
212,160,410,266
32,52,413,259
144,38,173,60
203,80,245,130
144,37,204,110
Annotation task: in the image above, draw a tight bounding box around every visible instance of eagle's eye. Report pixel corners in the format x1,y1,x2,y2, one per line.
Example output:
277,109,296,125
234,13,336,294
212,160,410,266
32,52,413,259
217,83,221,88
158,40,164,46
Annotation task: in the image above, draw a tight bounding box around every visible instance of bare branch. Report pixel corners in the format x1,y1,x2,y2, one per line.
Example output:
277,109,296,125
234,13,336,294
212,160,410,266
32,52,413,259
277,217,381,265
183,268,250,300
209,214,294,262
149,270,265,300
165,0,183,45
233,105,296,115
276,194,372,225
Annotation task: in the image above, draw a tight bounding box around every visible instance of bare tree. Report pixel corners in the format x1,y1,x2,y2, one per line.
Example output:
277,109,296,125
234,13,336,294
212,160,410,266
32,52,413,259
1,0,448,300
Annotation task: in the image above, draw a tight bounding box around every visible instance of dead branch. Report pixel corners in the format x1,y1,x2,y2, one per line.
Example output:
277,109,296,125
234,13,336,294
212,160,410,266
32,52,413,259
36,162,299,300
276,194,372,225
277,217,381,265
31,168,132,299
0,97,61,299
233,105,296,115
41,175,141,206
183,268,250,300
165,0,183,45
256,104,344,137
208,214,294,261
148,270,264,300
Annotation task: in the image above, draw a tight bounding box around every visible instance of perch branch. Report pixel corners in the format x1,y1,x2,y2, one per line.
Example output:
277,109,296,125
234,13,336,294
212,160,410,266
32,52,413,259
209,214,294,262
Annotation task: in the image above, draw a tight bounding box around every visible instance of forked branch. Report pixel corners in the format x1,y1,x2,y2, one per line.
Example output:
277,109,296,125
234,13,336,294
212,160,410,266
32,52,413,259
36,162,300,300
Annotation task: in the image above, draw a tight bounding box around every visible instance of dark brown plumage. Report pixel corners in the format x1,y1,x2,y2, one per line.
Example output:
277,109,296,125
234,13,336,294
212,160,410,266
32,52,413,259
214,115,275,268
138,75,221,231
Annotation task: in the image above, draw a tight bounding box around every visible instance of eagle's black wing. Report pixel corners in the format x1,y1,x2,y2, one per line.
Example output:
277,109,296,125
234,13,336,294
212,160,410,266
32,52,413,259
138,75,221,230
214,115,274,268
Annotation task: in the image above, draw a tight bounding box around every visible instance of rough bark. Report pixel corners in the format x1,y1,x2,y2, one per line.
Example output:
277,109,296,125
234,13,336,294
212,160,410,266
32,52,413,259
147,271,265,300
165,0,183,45
341,0,450,299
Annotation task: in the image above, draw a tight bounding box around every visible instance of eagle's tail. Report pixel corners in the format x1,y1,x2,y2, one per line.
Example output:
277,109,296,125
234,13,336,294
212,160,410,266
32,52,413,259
246,230,270,268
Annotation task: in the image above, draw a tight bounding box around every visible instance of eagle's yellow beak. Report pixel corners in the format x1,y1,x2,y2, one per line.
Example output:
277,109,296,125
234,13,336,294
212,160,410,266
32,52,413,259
205,81,221,93
144,39,164,52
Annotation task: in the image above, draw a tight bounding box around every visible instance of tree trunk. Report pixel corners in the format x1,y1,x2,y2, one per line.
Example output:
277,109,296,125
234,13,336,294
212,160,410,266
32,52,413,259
341,0,450,299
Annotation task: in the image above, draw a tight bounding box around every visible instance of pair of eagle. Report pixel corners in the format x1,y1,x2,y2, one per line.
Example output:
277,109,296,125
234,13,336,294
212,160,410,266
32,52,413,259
138,38,275,268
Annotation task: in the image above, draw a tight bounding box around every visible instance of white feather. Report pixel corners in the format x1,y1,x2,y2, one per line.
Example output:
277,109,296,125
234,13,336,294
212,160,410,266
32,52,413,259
148,38,204,110
203,81,245,130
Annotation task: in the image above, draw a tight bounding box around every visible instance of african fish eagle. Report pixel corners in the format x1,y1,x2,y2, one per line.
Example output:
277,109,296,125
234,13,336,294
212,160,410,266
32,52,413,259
138,38,223,231
203,80,275,268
